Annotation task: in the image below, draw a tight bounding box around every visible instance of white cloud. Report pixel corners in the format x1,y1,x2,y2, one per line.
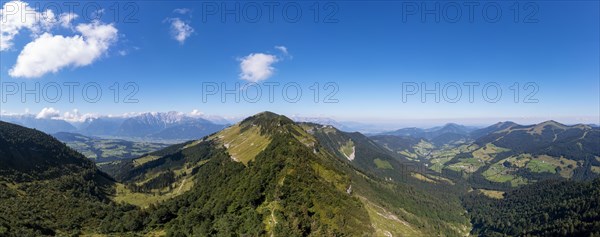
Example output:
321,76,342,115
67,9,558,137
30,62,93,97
173,8,191,15
189,109,204,117
9,21,118,78
58,12,78,28
0,0,56,51
36,107,60,119
115,112,143,118
167,18,193,44
61,109,97,122
274,45,288,55
239,53,278,82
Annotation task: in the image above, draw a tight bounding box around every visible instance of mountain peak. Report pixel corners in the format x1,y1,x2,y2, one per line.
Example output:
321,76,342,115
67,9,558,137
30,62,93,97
241,111,294,128
494,121,518,128
443,123,461,127
532,120,567,133
538,120,565,127
253,111,284,118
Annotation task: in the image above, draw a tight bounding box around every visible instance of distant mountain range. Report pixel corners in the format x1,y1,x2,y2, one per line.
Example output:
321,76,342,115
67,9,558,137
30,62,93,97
78,117,126,136
0,115,77,134
1,112,228,141
378,123,478,145
114,112,227,140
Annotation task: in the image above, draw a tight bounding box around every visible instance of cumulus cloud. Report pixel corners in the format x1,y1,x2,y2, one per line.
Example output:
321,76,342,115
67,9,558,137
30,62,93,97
9,21,118,78
239,53,279,82
189,109,204,117
36,107,60,119
0,0,56,51
167,18,193,44
61,109,97,122
58,12,78,28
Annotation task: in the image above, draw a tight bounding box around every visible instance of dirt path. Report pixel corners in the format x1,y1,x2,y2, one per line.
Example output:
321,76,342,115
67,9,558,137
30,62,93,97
176,178,186,194
270,209,278,237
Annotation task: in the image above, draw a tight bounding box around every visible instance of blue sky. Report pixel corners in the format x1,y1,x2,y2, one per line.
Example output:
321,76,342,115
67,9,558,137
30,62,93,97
0,1,598,126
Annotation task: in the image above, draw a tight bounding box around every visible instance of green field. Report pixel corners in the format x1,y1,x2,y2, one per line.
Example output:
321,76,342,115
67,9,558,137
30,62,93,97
482,157,528,187
214,124,272,165
59,135,169,162
447,157,485,173
374,158,393,169
476,189,505,199
112,182,192,208
526,159,557,174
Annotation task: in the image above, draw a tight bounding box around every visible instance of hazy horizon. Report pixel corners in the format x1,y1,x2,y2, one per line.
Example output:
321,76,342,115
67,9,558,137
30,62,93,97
1,108,598,132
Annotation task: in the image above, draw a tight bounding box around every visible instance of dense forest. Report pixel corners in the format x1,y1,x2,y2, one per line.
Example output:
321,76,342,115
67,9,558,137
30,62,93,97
0,121,145,236
463,179,600,236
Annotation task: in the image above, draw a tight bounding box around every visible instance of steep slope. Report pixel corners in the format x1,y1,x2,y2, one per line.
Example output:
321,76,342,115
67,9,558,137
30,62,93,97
0,121,142,236
302,123,463,193
106,112,469,236
0,122,92,181
301,123,411,178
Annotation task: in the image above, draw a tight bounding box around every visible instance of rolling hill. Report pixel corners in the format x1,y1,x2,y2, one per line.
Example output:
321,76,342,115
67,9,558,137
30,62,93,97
371,120,600,189
380,123,475,140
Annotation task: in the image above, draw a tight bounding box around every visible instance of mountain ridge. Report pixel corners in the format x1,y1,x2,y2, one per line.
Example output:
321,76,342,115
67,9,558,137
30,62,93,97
100,111,469,236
